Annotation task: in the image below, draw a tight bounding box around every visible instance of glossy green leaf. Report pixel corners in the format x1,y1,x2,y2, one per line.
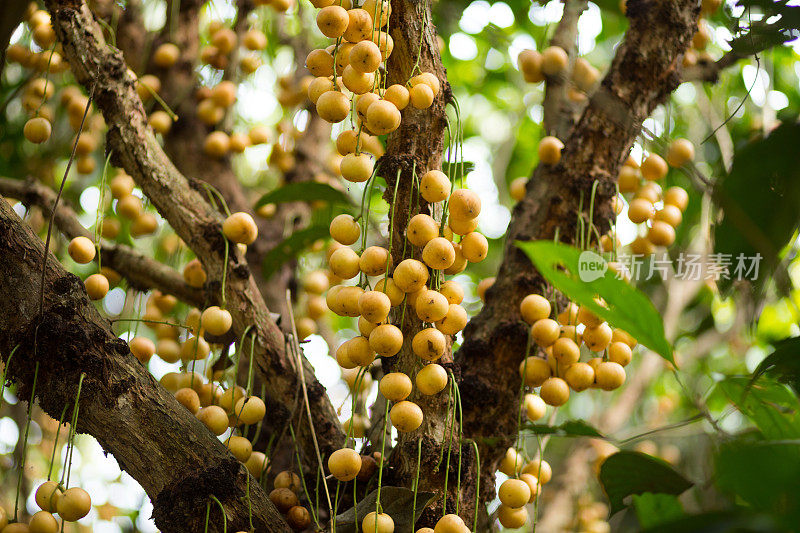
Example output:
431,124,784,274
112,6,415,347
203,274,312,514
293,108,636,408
599,451,693,515
729,0,800,55
261,225,329,280
334,486,436,533
633,493,685,529
255,182,352,209
753,336,800,394
517,240,673,364
441,160,476,183
521,419,604,438
718,376,800,439
713,122,800,295
715,438,800,525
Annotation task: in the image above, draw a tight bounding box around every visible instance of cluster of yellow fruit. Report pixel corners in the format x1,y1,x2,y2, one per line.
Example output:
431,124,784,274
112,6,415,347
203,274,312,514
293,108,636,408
0,481,92,532
305,0,440,181
519,295,637,408
491,448,553,529
606,139,693,256
199,22,269,73
268,471,314,531
568,493,611,533
508,135,566,201
517,44,600,103
22,78,107,177
682,0,722,67
6,5,71,70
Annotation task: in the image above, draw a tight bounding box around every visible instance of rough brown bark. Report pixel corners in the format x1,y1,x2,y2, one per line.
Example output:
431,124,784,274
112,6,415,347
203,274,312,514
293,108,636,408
0,198,289,533
0,177,205,307
0,0,27,70
457,0,700,508
46,0,344,469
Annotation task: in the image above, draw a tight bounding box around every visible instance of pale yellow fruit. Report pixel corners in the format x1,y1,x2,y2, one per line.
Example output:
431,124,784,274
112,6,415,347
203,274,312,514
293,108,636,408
412,327,446,361
538,136,564,165
223,212,258,245
380,372,413,401
416,363,448,395
369,324,403,356
328,448,362,481
390,400,423,432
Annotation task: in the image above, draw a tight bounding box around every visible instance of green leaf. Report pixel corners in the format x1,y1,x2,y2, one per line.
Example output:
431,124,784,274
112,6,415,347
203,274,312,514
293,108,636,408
441,161,476,183
641,510,784,533
713,122,800,295
599,451,693,515
255,182,352,209
729,0,800,55
633,493,685,529
753,337,800,394
715,438,800,525
718,376,800,439
521,419,604,438
333,486,436,533
261,225,330,280
517,240,674,364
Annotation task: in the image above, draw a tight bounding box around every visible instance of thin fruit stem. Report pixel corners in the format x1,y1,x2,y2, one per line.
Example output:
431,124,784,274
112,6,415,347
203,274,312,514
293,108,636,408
411,438,423,532
375,398,390,517
94,151,113,271
62,372,87,489
209,494,228,533
221,235,229,307
284,290,334,516
471,440,480,532
47,403,69,481
15,361,39,521
289,424,321,527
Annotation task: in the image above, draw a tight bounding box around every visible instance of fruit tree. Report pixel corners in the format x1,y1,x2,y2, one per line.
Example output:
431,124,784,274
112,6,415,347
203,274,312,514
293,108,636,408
1,0,800,531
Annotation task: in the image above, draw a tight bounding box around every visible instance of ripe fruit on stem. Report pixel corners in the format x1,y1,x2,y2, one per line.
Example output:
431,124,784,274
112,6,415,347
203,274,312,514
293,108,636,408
68,236,96,264
328,448,362,481
416,363,448,395
24,116,52,143
538,136,564,165
330,214,361,245
223,212,258,245
201,306,232,336
380,372,413,401
390,400,423,432
57,487,92,522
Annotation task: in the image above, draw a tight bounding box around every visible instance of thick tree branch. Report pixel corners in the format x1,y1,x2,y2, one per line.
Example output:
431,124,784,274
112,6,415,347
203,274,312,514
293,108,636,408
0,176,205,307
683,49,747,83
46,0,344,472
0,198,289,533
457,0,700,499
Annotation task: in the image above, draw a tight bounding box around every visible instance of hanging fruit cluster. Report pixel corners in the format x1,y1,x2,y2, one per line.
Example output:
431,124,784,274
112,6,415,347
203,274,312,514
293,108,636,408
606,139,693,257
305,0,441,182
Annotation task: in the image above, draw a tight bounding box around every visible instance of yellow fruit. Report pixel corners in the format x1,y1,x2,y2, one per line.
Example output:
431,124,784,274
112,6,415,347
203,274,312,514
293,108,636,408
420,170,450,203
349,40,382,73
24,116,52,143
531,318,560,347
359,290,391,323
595,361,626,390
390,400,423,432
509,176,528,201
29,510,58,532
415,289,449,323
518,49,544,83
197,405,229,435
68,236,96,264
384,84,409,110
524,393,546,421
223,212,258,245
648,220,676,246
201,306,232,336
129,336,155,363
362,511,394,533
183,258,207,288
35,481,63,513
374,277,404,306
435,304,468,335
498,478,531,509
520,294,551,324
439,280,464,305
628,197,655,224
380,372,413,401
226,435,253,462
434,514,465,533
243,28,267,50
538,136,564,165
608,341,632,366
663,186,689,211
572,57,600,91
366,99,402,135
393,259,429,293
422,237,456,270
316,90,350,123
448,188,481,220
541,45,568,75
328,448,362,481
369,324,403,356
410,72,440,96
412,327,446,361
641,153,668,181
565,362,595,391
460,231,488,262
153,43,180,67
666,138,695,167
583,322,612,352
359,246,391,276
522,458,552,483
498,447,523,476
340,152,374,183
407,213,439,247
552,337,580,365
409,83,434,109
330,214,361,245
56,487,91,522
342,65,375,94
540,377,570,406
498,505,528,528
416,363,448,395
476,277,495,301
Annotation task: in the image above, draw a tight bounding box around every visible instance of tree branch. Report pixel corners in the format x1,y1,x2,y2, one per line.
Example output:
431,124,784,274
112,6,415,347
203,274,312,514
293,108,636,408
46,0,344,471
682,49,747,83
0,176,205,306
457,0,700,499
0,198,290,532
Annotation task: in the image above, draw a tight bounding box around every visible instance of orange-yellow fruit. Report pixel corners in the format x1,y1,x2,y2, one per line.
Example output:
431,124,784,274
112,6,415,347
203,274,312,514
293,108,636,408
359,246,391,276
359,290,391,323
648,220,676,246
369,324,403,356
415,289,450,323
565,362,595,391
498,478,531,509
448,189,481,220
541,45,568,75
390,400,423,432
595,361,626,390
56,487,92,522
380,372,413,401
538,136,564,165
641,153,668,181
540,376,570,406
664,186,689,211
524,393,547,421
666,138,695,167
35,481,62,513
24,116,52,143
223,212,258,245
407,213,439,247
409,83,434,109
628,198,655,224
84,273,109,300
366,100,401,135
328,448,362,481
435,304,468,335
531,318,560,347
393,259,429,293
384,84,409,110
461,231,488,263
518,49,544,83
421,170,450,203
412,327,446,361
416,363,448,395
68,236,96,264
422,237,456,270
